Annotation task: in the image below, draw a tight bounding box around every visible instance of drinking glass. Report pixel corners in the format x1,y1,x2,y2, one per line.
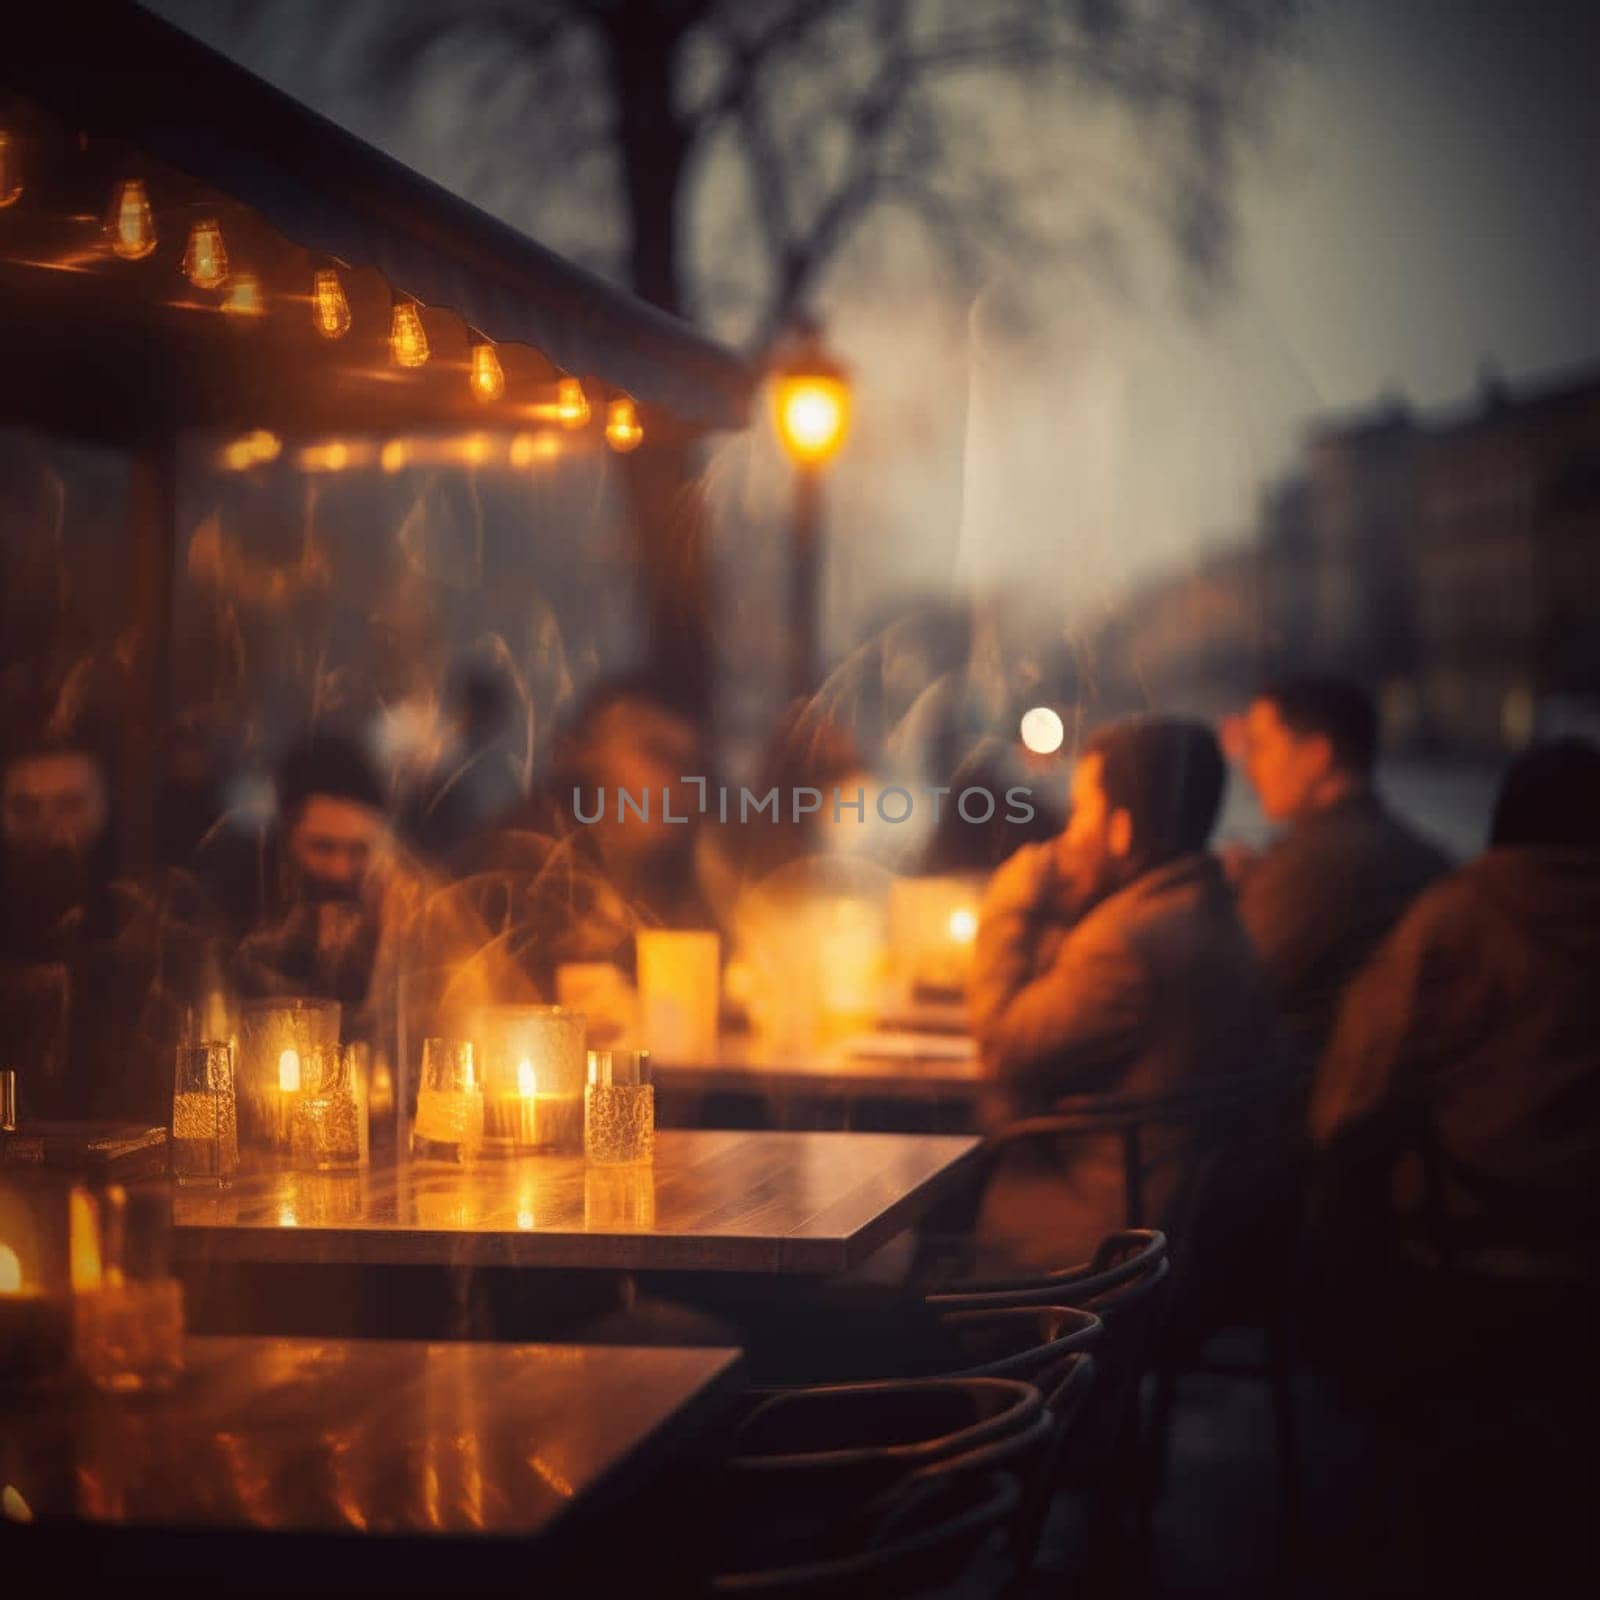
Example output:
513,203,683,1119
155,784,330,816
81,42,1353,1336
170,1043,240,1186
412,1039,482,1163
289,1046,364,1173
584,1050,654,1166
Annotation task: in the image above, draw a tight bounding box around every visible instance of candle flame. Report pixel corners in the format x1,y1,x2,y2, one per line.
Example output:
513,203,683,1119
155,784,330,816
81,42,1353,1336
279,1049,301,1092
948,908,978,944
517,1059,537,1097
0,1244,21,1294
1,1484,32,1523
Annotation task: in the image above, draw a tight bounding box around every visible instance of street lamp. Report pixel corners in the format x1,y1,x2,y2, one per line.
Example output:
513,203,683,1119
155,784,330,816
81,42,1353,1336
770,320,851,702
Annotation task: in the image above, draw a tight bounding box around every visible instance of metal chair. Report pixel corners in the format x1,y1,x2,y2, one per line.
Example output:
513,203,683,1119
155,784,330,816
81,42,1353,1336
706,1469,1023,1598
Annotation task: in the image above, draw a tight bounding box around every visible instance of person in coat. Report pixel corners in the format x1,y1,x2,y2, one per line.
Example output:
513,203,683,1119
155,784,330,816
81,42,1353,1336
1231,676,1449,1054
969,715,1276,1270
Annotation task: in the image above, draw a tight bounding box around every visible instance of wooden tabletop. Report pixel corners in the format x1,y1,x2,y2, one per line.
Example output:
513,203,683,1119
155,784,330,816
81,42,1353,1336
655,1032,983,1104
1,1336,743,1539
172,1129,982,1276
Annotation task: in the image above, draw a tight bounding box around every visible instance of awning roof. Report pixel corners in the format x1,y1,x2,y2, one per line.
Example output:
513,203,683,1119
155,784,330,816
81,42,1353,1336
1,0,753,436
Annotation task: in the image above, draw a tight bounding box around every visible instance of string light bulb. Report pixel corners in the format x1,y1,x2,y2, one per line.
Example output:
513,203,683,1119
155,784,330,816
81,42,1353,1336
181,218,228,290
469,336,504,403
313,267,351,339
556,376,590,428
0,132,23,208
106,178,157,260
221,271,264,317
389,299,429,368
605,396,644,453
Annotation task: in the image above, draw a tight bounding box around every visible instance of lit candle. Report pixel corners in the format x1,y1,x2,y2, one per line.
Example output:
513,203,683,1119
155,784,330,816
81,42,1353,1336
0,1211,72,1388
471,1006,586,1154
273,1048,301,1153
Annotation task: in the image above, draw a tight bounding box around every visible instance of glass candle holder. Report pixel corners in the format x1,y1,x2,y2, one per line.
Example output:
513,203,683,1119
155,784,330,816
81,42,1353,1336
171,1043,240,1186
585,1050,654,1166
412,1038,483,1164
636,930,720,1063
237,998,340,1159
470,1006,587,1155
289,1046,364,1173
0,1177,77,1391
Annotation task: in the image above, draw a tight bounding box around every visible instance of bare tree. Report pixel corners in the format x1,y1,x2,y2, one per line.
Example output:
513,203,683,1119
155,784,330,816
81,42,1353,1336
355,0,1302,348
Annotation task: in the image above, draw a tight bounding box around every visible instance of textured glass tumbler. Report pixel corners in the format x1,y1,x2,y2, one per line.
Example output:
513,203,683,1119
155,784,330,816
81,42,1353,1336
584,1050,654,1166
171,1043,240,1186
289,1046,364,1173
412,1039,483,1163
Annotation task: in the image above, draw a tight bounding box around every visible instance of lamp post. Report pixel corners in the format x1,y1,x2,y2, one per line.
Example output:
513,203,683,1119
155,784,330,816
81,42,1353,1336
771,321,851,703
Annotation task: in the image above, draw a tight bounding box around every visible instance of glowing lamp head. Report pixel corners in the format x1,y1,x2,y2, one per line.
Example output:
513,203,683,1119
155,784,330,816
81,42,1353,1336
182,218,228,290
0,131,23,208
106,179,156,260
390,300,429,368
556,377,591,428
221,271,264,317
774,374,850,466
278,1049,301,1093
517,1060,537,1097
605,396,644,453
947,907,978,945
313,267,351,338
1020,706,1066,756
0,1243,20,1295
469,338,505,403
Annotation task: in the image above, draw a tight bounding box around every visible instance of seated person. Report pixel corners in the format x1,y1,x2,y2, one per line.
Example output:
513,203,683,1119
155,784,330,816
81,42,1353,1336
1232,676,1449,1053
0,733,209,1123
969,716,1275,1269
1311,738,1600,1294
235,734,392,1017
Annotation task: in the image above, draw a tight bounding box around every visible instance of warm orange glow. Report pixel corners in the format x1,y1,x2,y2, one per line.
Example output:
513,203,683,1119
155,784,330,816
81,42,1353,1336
106,179,156,260
303,441,350,472
278,1049,301,1093
390,300,429,368
69,1189,102,1293
313,267,352,338
462,433,491,465
1,1485,31,1524
510,431,559,467
0,1244,20,1294
469,339,505,403
605,396,644,453
221,272,264,317
948,907,978,944
182,218,228,289
0,133,24,209
1020,706,1066,755
773,373,850,466
219,429,281,471
380,438,410,473
556,377,590,428
517,1060,537,1097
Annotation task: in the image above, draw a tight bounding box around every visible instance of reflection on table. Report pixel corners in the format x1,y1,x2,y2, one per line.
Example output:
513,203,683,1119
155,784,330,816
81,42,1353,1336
0,1336,742,1539
171,1129,982,1276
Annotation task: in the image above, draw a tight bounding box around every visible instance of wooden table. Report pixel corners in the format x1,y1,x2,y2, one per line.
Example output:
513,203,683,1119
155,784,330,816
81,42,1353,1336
2,1336,743,1577
173,1129,982,1277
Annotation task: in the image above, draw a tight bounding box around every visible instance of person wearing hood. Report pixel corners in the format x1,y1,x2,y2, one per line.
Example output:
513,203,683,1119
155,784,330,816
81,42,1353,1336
969,715,1276,1268
1312,737,1600,1284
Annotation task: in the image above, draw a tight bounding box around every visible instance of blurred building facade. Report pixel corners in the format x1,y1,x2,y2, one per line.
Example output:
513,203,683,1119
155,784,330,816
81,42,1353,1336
1090,360,1600,755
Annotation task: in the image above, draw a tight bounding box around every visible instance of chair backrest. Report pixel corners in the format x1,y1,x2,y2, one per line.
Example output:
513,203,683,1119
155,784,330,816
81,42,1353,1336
936,1304,1102,1393
725,1377,1043,1540
707,1470,1022,1598
924,1229,1169,1309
